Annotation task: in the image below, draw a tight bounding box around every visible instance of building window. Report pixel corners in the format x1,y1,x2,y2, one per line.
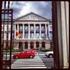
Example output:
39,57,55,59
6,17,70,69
30,24,34,32
36,33,40,38
19,24,23,38
24,33,28,38
24,24,28,32
36,24,40,33
49,31,52,40
24,24,28,38
41,24,45,33
41,33,46,39
19,32,23,38
19,24,23,31
30,33,34,38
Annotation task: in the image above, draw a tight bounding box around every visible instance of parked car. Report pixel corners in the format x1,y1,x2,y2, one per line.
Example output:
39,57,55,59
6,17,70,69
45,51,53,58
13,49,37,59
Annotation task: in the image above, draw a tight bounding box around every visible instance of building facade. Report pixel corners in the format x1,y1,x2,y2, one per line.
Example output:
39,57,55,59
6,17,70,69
2,12,52,51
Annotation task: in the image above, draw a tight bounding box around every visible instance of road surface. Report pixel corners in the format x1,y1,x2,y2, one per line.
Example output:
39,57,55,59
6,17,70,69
11,55,47,69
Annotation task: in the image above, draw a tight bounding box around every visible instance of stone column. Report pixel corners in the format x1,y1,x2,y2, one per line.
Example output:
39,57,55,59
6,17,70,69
45,41,50,49
45,24,48,40
17,24,19,32
34,41,36,49
16,24,19,39
23,42,24,50
47,24,49,40
28,42,30,49
23,24,24,39
40,24,41,39
39,41,41,50
14,42,19,50
14,24,16,39
28,24,30,39
34,24,36,39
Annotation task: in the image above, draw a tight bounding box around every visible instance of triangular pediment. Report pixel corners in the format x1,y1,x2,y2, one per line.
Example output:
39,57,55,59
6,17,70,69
15,12,48,21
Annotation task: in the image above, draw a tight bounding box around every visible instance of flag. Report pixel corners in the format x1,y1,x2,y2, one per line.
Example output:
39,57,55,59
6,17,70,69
16,31,21,38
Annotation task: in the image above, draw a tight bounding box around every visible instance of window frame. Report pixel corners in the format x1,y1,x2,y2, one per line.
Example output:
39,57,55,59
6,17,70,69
0,1,63,69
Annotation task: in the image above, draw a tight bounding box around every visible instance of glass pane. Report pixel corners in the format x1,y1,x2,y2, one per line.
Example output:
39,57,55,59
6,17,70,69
11,1,53,69
2,1,54,69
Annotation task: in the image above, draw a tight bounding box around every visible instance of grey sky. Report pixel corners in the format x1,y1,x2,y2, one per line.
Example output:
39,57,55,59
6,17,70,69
11,1,52,20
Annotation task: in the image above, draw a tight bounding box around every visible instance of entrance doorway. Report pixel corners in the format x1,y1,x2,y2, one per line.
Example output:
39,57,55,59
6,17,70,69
25,42,28,49
36,42,39,50
19,42,23,51
42,42,45,49
30,42,34,49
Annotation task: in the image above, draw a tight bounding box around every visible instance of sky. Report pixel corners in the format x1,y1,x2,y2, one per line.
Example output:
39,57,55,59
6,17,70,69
10,1,52,20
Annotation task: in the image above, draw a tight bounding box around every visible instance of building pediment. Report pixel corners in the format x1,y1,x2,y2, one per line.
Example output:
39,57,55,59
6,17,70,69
14,12,50,22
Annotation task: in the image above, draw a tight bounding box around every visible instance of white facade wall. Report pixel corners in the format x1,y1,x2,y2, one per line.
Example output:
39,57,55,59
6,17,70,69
14,22,52,40
2,12,52,50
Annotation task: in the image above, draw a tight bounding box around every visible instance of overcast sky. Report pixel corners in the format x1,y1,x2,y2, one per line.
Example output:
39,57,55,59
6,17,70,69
10,1,52,20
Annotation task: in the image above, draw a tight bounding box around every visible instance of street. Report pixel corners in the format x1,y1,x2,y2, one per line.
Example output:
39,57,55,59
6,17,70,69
11,51,54,69
11,55,47,69
38,51,54,68
3,51,54,69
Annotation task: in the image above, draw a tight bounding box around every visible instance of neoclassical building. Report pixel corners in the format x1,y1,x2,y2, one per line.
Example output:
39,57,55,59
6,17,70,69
2,12,52,51
13,12,52,50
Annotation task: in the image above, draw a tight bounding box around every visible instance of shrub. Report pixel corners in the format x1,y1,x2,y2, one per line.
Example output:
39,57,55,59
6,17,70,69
5,48,20,52
40,48,52,52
